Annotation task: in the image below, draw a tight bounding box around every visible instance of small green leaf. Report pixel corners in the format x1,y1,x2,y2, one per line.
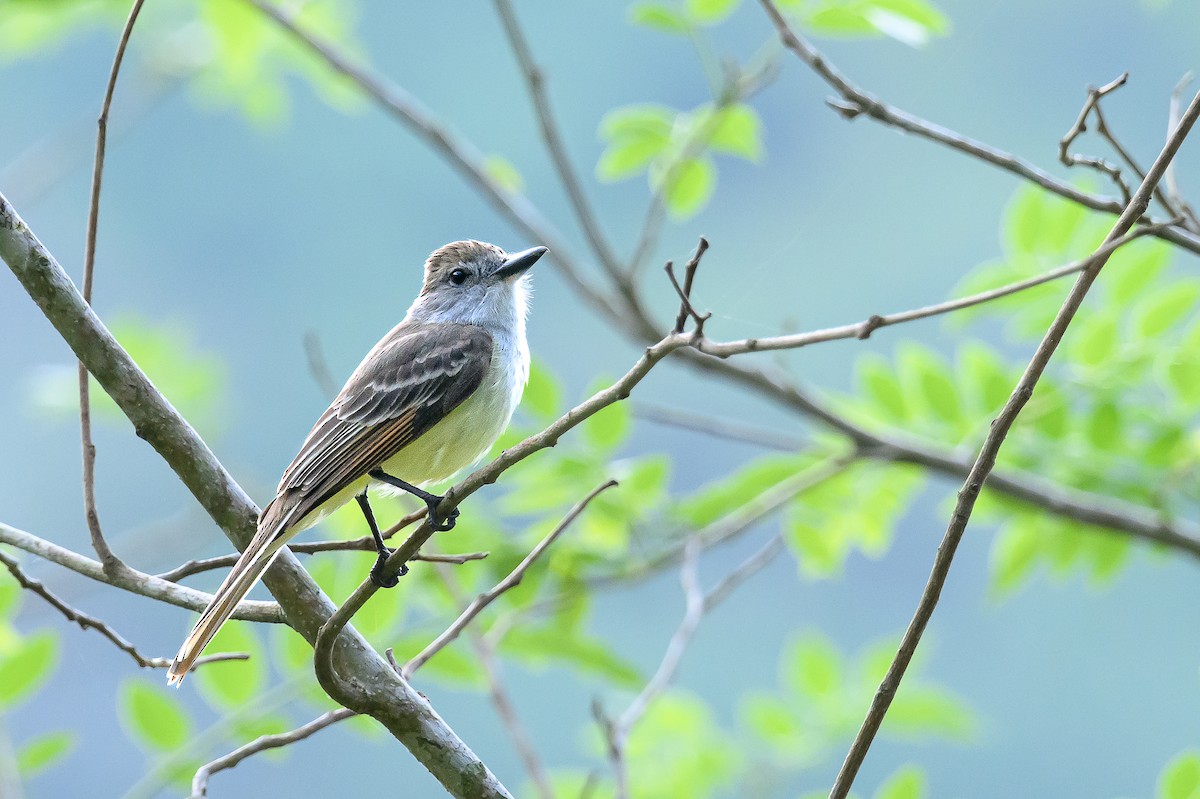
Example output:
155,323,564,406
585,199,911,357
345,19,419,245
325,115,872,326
858,354,908,421
990,519,1040,594
523,360,561,420
629,2,691,33
785,634,843,699
1028,383,1068,440
875,764,927,799
897,344,960,427
17,731,75,777
483,155,524,193
1070,313,1118,367
1159,751,1200,799
661,157,716,218
0,575,18,618
741,694,802,745
886,685,974,738
1084,400,1120,451
120,680,191,752
601,104,675,140
1109,239,1171,303
1135,283,1200,339
583,401,631,451
501,625,641,687
959,342,1011,413
708,104,763,161
0,631,57,708
598,136,670,180
195,621,264,711
686,0,739,24
1166,358,1200,405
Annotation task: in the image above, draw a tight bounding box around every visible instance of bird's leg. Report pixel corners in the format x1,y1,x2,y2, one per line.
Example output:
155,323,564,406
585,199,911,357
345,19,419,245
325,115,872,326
356,491,407,588
368,469,460,532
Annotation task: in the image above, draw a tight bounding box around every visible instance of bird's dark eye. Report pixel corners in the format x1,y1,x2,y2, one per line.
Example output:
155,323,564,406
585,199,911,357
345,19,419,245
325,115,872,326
449,268,468,285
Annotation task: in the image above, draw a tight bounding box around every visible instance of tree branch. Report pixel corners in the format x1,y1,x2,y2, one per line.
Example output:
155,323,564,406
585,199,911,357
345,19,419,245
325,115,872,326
0,549,248,670
0,521,281,623
0,192,513,799
828,83,1200,799
188,708,356,798
756,0,1200,258
157,543,487,583
403,480,617,678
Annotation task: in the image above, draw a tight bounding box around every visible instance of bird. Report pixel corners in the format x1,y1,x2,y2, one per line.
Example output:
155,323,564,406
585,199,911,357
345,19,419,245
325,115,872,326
167,240,546,684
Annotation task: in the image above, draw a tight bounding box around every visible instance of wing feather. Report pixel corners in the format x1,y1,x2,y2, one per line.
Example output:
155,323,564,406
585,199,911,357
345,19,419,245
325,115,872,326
272,323,493,527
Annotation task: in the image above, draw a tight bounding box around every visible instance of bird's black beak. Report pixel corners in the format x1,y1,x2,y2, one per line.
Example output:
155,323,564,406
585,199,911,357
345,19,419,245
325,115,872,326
496,246,548,280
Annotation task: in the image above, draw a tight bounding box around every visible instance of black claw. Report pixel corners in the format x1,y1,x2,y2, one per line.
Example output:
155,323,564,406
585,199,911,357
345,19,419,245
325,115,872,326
426,499,459,532
370,549,408,589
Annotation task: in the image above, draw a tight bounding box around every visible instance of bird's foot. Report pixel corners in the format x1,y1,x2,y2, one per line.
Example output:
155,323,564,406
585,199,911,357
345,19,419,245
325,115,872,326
370,548,409,589
426,497,459,532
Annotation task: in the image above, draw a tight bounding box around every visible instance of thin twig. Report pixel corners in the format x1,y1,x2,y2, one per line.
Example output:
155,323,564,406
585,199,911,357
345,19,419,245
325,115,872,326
0,521,282,623
1166,73,1200,232
157,543,487,583
701,534,786,610
828,85,1200,799
189,708,356,797
403,480,617,678
667,238,712,334
696,221,1177,358
756,0,1200,258
1057,73,1133,205
492,0,623,282
0,550,248,670
632,401,806,451
79,0,147,577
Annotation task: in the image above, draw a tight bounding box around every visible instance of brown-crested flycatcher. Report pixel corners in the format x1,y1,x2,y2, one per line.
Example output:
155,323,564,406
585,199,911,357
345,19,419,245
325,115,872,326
167,240,546,684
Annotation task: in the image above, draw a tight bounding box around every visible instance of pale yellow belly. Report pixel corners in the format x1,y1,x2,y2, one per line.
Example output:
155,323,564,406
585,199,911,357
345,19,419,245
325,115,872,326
289,354,519,534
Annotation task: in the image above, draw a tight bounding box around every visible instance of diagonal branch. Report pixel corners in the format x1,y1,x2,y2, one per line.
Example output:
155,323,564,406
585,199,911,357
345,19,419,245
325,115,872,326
0,549,248,670
756,0,1200,258
157,543,487,583
189,708,356,798
403,479,617,678
828,83,1200,799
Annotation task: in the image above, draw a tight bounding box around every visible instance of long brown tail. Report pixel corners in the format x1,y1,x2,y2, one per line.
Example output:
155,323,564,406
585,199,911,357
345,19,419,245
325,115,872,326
166,500,297,685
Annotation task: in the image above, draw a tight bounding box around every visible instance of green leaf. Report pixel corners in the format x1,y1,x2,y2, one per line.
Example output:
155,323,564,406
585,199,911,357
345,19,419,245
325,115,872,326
683,454,812,527
742,694,803,745
864,0,949,47
501,625,641,687
885,685,974,738
629,2,691,33
597,105,674,181
1028,382,1068,440
1070,313,1119,367
1004,185,1086,257
483,155,524,193
1084,400,1120,451
785,634,843,699
583,401,631,451
1109,239,1171,303
959,342,1011,414
524,360,561,420
601,104,676,140
661,157,716,218
1135,283,1200,339
0,574,18,618
119,681,191,752
195,621,265,711
1159,751,1200,799
1166,357,1200,405
686,0,739,24
598,136,670,181
708,104,763,161
875,764,927,799
897,344,960,427
990,519,1040,594
858,354,908,421
17,730,75,777
0,631,57,708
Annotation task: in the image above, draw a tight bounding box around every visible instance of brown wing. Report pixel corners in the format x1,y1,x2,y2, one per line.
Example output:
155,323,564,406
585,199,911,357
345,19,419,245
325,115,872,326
271,322,493,525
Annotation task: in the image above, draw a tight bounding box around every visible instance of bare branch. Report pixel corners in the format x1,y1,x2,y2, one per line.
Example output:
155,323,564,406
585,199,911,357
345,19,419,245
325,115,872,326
189,708,356,798
492,0,623,282
403,480,617,678
1057,73,1133,204
0,549,248,670
828,84,1200,799
666,238,712,334
78,0,147,577
632,402,806,451
696,221,1177,358
756,0,1200,257
701,534,786,611
1166,73,1200,232
157,543,487,583
0,521,281,623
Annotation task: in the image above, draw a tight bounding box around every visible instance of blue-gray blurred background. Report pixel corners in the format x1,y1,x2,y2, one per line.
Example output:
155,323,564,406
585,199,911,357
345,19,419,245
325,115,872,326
2,0,1199,796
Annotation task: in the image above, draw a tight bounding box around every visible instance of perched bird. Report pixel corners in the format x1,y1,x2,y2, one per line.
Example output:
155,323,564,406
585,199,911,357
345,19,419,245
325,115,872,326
167,240,546,684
